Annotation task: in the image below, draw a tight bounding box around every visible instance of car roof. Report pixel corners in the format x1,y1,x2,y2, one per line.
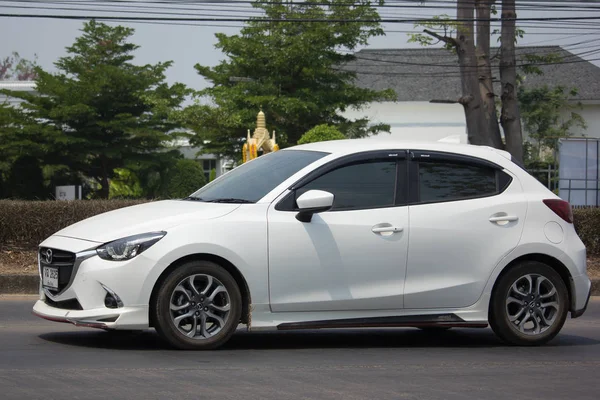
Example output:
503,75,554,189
288,138,514,163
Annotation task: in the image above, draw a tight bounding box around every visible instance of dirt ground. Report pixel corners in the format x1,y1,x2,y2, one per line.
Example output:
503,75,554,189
1,249,599,278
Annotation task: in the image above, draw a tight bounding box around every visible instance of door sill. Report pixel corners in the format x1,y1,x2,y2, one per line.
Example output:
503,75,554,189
276,313,488,330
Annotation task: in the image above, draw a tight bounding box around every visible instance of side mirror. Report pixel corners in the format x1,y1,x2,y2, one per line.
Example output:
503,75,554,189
295,190,334,223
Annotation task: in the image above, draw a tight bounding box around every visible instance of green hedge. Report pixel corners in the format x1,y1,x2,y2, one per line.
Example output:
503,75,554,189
573,208,600,256
1,200,600,255
0,200,148,250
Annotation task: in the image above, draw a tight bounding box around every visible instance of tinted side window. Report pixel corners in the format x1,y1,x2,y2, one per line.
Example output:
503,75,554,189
419,161,497,202
298,161,397,210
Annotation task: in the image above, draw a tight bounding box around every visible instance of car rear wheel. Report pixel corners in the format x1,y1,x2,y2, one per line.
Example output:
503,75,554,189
490,261,568,346
152,260,242,350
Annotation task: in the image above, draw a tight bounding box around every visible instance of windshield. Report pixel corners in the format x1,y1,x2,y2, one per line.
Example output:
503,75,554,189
187,149,328,203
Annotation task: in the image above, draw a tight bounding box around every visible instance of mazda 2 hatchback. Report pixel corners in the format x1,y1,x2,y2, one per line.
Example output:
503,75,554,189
33,140,591,349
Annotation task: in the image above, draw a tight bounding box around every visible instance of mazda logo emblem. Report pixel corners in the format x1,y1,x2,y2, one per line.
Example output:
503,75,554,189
43,249,53,264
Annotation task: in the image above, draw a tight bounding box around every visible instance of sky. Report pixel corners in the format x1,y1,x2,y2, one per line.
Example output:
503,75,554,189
1,0,599,92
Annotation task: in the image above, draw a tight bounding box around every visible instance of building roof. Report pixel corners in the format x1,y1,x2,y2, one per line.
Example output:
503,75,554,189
343,46,600,102
0,80,36,91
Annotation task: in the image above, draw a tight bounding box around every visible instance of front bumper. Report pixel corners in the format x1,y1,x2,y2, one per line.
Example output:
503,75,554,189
33,300,148,330
34,235,160,330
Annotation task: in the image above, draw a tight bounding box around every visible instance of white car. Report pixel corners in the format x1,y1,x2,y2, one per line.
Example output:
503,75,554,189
33,139,591,349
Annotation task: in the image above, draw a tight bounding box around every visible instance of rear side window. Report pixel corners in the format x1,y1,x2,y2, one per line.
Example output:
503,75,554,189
419,161,498,202
297,160,398,210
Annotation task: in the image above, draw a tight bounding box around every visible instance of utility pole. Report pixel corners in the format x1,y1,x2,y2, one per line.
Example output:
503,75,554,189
500,0,524,163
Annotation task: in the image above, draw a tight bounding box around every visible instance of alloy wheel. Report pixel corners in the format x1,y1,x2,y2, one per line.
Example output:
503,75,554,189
505,273,560,336
169,274,231,339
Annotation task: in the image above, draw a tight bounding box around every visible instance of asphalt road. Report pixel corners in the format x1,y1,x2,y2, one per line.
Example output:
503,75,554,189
0,296,599,400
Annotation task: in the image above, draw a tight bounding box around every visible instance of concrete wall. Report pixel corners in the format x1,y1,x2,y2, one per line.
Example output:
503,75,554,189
559,103,600,138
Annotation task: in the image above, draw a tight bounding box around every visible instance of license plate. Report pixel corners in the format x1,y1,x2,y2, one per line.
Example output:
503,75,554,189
42,267,59,290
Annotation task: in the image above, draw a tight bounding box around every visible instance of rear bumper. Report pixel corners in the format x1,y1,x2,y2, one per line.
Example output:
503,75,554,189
570,273,592,319
571,286,591,319
32,300,149,330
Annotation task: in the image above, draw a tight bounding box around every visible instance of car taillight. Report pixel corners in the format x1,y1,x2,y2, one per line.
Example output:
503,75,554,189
543,199,574,223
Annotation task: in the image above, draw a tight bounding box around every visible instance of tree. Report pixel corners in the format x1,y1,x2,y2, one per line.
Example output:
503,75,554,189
519,85,586,160
409,2,496,147
1,21,189,198
0,101,55,159
500,0,524,163
298,124,346,145
109,168,143,199
183,0,395,159
161,159,206,199
131,150,183,199
455,0,492,146
0,101,58,198
408,1,525,159
6,155,46,199
0,52,38,81
476,0,503,149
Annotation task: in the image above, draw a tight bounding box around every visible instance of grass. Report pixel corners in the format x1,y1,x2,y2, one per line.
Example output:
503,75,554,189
2,249,599,278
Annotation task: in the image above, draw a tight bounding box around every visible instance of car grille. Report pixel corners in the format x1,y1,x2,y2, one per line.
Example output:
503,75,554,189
44,297,83,310
39,247,76,294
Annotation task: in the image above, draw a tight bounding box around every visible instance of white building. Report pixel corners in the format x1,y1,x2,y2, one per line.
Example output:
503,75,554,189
342,101,467,144
341,46,600,143
0,80,37,105
175,139,232,181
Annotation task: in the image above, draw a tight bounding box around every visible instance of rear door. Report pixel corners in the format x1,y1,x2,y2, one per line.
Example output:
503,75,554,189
404,151,527,309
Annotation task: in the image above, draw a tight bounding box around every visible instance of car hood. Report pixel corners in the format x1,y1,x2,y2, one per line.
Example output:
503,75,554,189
53,200,240,243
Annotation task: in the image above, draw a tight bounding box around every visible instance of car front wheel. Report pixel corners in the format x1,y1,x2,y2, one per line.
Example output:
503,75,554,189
490,261,568,346
152,260,242,350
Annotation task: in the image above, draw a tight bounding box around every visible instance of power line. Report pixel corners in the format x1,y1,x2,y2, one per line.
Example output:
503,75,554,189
3,0,600,71
5,0,600,11
6,3,600,26
3,0,600,31
351,45,600,70
108,20,600,37
341,54,600,79
3,0,600,13
3,11,600,22
4,3,597,36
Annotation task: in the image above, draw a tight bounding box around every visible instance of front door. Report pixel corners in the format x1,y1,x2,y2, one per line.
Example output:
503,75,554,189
267,152,410,312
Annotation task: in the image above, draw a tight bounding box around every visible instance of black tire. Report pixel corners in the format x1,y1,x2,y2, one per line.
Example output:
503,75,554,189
489,261,568,346
152,260,242,350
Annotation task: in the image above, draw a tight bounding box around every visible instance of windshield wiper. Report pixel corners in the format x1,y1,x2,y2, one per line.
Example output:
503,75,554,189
206,198,255,204
182,196,206,201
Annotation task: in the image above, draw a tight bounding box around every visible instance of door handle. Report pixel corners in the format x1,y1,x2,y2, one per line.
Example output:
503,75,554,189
489,215,518,223
372,226,404,234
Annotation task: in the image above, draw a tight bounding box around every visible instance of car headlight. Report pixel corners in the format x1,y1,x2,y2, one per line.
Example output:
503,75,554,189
96,232,166,261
